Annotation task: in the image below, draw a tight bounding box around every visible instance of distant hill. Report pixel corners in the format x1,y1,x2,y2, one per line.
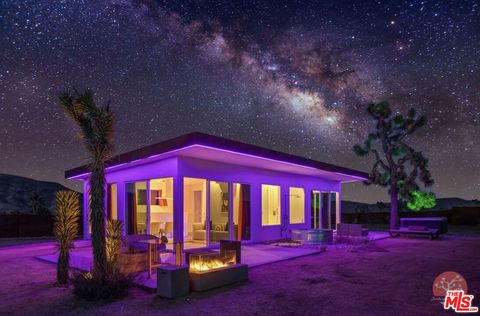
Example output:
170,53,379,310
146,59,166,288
341,197,480,214
0,174,76,214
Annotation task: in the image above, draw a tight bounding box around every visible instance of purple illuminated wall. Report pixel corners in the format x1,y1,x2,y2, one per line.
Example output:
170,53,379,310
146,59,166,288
80,154,343,243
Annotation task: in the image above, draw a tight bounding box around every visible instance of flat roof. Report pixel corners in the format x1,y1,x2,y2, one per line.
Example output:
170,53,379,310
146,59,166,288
65,132,368,181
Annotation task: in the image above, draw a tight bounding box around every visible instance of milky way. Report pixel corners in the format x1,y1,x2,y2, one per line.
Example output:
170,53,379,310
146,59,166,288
1,0,479,202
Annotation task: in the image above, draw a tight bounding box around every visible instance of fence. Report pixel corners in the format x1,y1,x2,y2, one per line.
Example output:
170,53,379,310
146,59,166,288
0,214,83,238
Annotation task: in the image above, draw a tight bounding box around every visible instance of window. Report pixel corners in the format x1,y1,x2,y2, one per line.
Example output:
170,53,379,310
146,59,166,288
262,184,281,226
289,187,304,224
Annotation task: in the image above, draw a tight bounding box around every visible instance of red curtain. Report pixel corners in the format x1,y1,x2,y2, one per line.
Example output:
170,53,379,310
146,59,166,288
127,186,137,234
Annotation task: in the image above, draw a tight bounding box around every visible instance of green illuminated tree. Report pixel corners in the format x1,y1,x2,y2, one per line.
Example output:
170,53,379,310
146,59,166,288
59,89,113,281
353,102,434,229
407,190,436,211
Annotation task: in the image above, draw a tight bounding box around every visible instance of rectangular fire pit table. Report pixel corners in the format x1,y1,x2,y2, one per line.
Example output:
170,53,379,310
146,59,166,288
188,250,248,291
189,263,248,292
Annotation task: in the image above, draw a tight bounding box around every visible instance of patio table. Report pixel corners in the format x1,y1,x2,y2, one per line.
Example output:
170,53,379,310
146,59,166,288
138,239,173,278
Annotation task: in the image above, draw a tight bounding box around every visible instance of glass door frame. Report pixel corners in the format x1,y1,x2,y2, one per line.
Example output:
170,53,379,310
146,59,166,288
183,177,252,248
312,190,321,229
125,177,174,237
207,179,234,245
311,190,339,230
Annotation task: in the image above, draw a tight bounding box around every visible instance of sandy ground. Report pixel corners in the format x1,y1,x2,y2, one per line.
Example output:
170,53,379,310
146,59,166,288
0,236,478,316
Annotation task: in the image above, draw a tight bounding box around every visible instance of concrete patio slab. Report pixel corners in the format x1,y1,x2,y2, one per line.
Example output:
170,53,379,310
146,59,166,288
36,242,325,291
35,233,393,291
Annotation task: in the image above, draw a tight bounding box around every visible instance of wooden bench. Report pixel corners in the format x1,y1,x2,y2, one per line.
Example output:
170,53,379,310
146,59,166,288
389,225,440,240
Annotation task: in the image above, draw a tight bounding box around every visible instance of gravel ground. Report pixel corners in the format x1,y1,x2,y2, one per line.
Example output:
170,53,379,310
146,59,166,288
0,235,478,316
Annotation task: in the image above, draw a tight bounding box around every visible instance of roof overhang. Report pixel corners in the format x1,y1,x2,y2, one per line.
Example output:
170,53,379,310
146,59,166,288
65,132,368,182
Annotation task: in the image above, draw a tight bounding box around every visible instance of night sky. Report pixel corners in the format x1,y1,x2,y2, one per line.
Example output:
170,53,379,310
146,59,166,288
1,0,479,203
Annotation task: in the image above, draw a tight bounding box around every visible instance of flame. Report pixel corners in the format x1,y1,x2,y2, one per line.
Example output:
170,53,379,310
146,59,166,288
189,251,236,273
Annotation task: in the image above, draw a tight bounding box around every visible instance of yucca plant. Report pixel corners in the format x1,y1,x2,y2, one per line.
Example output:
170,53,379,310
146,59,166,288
59,89,113,281
106,219,123,275
53,190,80,285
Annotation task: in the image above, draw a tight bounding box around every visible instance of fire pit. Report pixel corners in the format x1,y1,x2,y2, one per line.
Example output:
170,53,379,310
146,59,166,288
189,250,248,291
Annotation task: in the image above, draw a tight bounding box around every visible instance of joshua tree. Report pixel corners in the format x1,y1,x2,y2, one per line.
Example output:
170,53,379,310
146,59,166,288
106,219,123,274
29,190,49,216
53,190,80,285
353,102,434,229
59,89,114,280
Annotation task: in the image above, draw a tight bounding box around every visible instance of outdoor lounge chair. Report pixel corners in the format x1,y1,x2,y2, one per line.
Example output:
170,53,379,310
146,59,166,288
389,225,440,240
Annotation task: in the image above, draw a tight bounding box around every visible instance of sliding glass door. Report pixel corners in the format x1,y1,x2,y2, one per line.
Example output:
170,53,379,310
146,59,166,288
183,177,207,249
126,178,174,240
150,178,174,238
209,181,230,244
183,178,251,249
126,181,147,235
311,191,338,229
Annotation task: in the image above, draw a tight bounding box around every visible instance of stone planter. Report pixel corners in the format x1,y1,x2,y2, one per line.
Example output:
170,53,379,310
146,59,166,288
118,252,147,275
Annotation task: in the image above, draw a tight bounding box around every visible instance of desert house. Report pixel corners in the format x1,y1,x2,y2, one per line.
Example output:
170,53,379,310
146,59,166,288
66,132,368,249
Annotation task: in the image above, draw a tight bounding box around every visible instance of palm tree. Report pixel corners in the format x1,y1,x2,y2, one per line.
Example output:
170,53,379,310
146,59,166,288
53,190,80,285
58,89,114,280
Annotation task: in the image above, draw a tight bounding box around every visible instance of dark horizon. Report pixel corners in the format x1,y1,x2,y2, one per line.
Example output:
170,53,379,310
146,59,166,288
1,1,479,203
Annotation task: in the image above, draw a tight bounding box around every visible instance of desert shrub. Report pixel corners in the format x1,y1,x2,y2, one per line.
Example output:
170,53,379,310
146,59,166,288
72,271,131,301
106,219,123,274
53,190,80,285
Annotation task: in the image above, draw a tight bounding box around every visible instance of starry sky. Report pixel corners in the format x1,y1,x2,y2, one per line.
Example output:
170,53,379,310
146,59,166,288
1,0,479,203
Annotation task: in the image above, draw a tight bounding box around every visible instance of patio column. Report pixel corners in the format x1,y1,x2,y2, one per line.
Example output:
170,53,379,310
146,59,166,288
173,175,184,244
205,180,210,246
336,190,341,225
83,181,90,240
146,180,151,234
327,192,332,229
228,182,234,240
305,187,312,229
116,182,126,236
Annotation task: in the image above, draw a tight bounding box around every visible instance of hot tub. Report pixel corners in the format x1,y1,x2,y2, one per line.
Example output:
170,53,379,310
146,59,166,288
291,229,333,244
